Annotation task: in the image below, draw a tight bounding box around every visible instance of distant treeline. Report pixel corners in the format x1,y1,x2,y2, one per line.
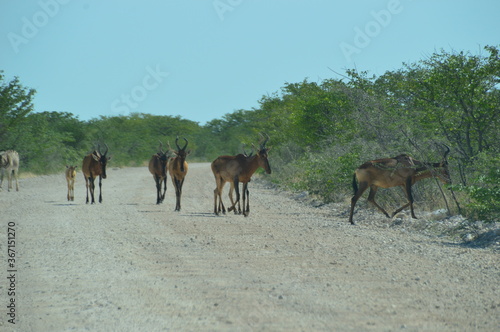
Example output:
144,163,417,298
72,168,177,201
1,46,499,222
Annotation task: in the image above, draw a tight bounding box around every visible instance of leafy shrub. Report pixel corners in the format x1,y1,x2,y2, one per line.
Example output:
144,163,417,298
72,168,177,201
451,152,500,222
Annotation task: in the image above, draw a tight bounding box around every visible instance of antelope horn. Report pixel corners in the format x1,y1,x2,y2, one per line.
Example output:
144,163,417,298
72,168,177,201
442,144,450,160
175,136,181,150
435,143,450,162
177,137,188,151
242,144,254,157
158,140,164,154
259,132,270,149
167,141,174,152
102,143,109,156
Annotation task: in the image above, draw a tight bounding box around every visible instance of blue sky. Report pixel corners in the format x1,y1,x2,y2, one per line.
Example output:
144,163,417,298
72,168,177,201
1,0,499,124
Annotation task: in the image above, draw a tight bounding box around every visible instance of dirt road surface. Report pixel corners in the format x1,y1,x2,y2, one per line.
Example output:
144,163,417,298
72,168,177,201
1,164,498,331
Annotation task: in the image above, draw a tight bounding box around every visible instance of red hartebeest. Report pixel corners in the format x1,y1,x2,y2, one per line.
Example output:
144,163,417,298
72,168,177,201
65,165,77,201
0,150,20,191
225,145,254,214
211,134,272,216
148,141,169,204
349,146,451,224
82,144,111,204
167,137,190,211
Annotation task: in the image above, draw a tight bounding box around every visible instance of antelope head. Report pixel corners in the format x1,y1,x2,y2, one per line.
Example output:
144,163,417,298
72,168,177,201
93,143,111,179
158,140,169,160
172,137,191,172
253,133,272,174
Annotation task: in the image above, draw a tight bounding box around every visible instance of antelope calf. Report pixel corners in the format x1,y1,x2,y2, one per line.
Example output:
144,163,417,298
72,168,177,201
167,137,190,211
82,144,111,204
65,165,77,201
149,141,169,204
0,150,20,191
349,147,451,224
211,134,271,216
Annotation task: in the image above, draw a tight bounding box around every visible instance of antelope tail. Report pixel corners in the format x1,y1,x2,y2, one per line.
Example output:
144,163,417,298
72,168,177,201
352,173,358,195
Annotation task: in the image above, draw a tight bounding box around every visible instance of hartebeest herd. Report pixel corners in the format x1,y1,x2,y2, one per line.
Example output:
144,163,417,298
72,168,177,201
2,137,455,224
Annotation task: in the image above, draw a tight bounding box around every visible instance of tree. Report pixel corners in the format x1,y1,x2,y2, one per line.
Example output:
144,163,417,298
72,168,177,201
375,46,500,183
0,71,36,145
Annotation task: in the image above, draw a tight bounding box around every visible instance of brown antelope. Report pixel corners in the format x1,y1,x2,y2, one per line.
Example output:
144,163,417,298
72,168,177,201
82,144,111,204
148,141,169,204
349,146,451,224
226,145,254,214
211,134,272,216
0,150,20,191
167,137,190,211
65,165,77,201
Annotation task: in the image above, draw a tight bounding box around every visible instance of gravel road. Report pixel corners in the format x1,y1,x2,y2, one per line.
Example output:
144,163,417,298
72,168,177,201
1,164,498,331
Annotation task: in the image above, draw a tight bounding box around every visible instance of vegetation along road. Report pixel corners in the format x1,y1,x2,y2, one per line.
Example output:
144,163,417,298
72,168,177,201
1,164,498,331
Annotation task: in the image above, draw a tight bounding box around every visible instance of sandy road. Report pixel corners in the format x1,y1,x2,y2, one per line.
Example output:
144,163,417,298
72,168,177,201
0,163,498,331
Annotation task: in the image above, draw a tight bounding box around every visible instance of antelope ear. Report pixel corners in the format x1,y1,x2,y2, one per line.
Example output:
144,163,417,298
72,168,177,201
66,165,69,168
92,154,100,161
266,147,272,152
107,156,112,161
186,150,191,156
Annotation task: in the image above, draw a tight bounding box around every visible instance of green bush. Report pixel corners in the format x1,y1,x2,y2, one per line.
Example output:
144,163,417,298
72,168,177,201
451,153,500,222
